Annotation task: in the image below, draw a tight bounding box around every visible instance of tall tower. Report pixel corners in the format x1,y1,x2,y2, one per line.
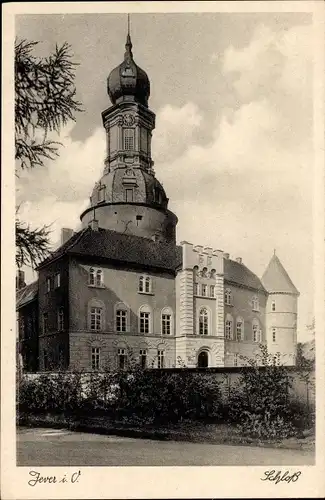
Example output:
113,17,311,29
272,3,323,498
262,252,299,365
80,26,178,243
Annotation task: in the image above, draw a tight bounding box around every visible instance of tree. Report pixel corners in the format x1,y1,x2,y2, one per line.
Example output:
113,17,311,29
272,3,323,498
15,38,83,268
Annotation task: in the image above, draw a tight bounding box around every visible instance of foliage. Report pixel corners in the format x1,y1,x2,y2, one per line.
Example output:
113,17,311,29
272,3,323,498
227,345,297,440
15,38,83,269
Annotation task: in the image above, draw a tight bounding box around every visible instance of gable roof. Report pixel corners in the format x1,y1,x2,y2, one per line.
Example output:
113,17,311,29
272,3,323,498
38,227,182,273
16,280,38,309
261,254,299,295
224,258,267,293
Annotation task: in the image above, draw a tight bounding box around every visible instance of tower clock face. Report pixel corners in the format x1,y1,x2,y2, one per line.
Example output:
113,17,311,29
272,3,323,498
123,114,135,126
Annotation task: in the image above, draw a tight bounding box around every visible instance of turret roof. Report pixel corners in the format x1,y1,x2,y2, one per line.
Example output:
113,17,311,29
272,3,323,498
261,253,299,295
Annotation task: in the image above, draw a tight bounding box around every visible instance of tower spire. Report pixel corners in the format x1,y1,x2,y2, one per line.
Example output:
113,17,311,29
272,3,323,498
124,13,133,60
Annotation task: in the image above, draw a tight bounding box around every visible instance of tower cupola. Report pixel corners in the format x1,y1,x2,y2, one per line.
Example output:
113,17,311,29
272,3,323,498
107,30,150,107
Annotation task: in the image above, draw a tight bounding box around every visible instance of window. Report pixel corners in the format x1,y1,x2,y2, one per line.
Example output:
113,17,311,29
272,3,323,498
90,307,102,331
199,308,209,335
252,296,259,311
225,289,232,305
98,184,106,202
139,349,147,369
210,285,215,298
236,319,243,341
162,311,172,335
271,301,276,312
91,347,100,370
140,311,150,334
124,128,134,150
252,321,260,342
139,275,152,294
125,188,134,202
96,270,103,287
43,313,48,334
46,277,51,292
145,277,151,293
225,315,233,340
57,308,64,331
157,350,165,368
54,273,61,288
194,283,199,295
116,309,127,333
201,284,207,297
118,348,127,370
272,327,276,342
89,268,103,287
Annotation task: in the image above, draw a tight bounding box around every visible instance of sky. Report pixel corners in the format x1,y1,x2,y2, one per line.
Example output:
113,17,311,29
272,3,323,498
15,11,314,340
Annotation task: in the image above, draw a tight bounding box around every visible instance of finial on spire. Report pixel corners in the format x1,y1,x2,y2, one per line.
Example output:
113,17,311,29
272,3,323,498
273,248,276,256
124,13,133,60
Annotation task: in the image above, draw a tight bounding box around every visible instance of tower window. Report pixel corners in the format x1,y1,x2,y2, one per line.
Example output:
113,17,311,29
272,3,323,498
210,285,215,297
125,189,134,202
91,347,100,370
201,284,207,297
123,128,134,150
272,328,276,342
199,308,209,335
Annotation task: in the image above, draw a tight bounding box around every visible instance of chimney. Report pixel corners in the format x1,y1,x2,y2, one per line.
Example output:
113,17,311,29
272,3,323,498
61,228,74,245
236,257,242,264
89,219,99,231
16,270,26,290
224,253,230,259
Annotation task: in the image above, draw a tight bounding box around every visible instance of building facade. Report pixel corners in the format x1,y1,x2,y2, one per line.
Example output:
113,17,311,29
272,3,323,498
16,30,299,371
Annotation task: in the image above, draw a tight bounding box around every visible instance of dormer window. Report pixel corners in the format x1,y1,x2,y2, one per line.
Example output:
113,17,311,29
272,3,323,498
252,296,259,311
89,267,103,287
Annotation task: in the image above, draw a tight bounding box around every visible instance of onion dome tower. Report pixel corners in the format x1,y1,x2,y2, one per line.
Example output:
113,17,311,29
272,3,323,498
80,20,178,243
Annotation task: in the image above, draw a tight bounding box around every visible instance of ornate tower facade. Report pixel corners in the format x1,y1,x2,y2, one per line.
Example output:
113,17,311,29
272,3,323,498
80,31,178,243
262,253,299,365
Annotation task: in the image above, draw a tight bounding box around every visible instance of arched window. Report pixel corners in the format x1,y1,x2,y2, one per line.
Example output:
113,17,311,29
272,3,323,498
236,317,244,341
139,305,152,334
123,128,134,150
271,301,276,312
88,298,105,331
199,307,209,335
252,296,259,311
252,319,260,342
225,289,232,305
225,314,233,340
161,307,173,335
198,350,209,368
115,303,128,333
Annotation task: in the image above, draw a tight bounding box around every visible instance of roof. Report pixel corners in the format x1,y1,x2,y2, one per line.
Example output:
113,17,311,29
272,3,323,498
224,259,267,293
16,280,38,309
261,254,299,295
38,227,182,273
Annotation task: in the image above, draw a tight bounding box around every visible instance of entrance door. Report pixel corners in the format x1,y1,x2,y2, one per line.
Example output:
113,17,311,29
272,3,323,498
198,351,208,368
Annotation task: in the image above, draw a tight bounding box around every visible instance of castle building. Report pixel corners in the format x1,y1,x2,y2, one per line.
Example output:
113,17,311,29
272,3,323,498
16,30,299,372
